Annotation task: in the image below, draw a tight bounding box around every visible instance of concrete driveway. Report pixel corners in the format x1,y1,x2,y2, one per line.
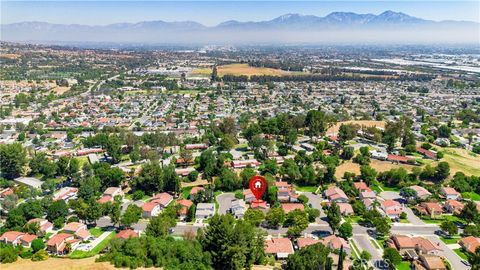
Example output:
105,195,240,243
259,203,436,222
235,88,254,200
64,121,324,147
216,192,235,215
379,191,425,225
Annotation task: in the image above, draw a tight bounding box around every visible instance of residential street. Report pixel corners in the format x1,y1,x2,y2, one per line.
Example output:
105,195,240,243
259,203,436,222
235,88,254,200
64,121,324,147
216,193,235,215
379,191,425,225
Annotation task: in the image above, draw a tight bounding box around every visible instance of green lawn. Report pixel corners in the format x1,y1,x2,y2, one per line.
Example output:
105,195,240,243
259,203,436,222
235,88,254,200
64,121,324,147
69,231,116,259
89,227,104,238
182,187,193,199
396,261,411,270
421,215,465,225
295,185,318,193
454,248,469,260
345,216,363,224
440,236,460,245
461,192,480,201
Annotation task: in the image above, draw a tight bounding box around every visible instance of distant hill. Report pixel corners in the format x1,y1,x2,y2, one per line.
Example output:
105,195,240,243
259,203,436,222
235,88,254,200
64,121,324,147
1,11,478,44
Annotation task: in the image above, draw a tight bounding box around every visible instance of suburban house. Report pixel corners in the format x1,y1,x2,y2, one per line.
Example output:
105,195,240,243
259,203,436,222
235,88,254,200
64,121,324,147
195,203,215,220
359,190,376,200
150,192,173,208
0,231,37,248
416,147,437,160
243,189,256,203
381,200,404,219
416,254,446,270
265,237,294,259
444,200,464,214
459,236,480,254
27,218,53,234
440,187,461,200
409,185,432,200
176,199,193,221
231,159,261,169
275,181,299,202
190,187,205,200
354,182,372,193
324,186,348,203
116,229,139,240
250,201,269,212
46,233,79,255
337,202,354,216
98,187,124,203
322,235,351,255
229,199,247,219
142,202,162,217
296,237,321,249
63,222,91,241
418,202,444,218
389,235,442,258
281,203,305,214
53,187,78,201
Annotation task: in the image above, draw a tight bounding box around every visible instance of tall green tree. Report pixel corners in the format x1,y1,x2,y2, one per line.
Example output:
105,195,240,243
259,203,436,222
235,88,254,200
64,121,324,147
0,143,27,179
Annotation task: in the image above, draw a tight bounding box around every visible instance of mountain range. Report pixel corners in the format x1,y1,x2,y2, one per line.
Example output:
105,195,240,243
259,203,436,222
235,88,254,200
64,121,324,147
1,11,478,45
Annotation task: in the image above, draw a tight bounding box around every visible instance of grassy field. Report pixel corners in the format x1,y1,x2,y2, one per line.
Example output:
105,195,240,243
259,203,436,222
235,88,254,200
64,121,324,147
69,232,116,259
192,63,290,78
440,148,480,176
421,215,465,225
295,185,318,193
461,192,480,201
335,159,416,179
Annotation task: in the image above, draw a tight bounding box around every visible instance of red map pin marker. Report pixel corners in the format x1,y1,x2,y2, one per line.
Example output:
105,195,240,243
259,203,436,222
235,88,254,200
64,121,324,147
249,175,267,202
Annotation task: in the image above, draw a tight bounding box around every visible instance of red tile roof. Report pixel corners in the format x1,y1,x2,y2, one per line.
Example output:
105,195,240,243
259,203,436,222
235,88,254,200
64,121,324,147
265,238,294,254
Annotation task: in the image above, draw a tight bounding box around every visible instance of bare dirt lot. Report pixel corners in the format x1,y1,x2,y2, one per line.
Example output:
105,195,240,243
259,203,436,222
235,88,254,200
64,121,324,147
327,120,386,135
335,159,416,179
3,257,123,270
192,63,290,77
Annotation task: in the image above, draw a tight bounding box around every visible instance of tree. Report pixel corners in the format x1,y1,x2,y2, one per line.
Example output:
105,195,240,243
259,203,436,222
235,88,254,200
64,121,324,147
460,201,479,223
145,215,176,238
341,146,354,160
285,243,331,270
469,246,480,270
105,134,123,164
440,220,458,236
31,238,45,253
434,162,450,182
244,208,265,227
108,201,122,226
265,207,285,228
438,125,451,138
240,167,256,188
31,249,48,261
134,161,163,195
163,165,181,193
85,200,103,225
327,202,341,233
383,247,402,268
0,245,18,263
0,143,27,179
46,200,68,223
338,222,353,239
338,124,358,144
120,204,142,228
305,110,334,137
360,165,377,185
78,176,101,200
200,215,265,270
374,217,391,236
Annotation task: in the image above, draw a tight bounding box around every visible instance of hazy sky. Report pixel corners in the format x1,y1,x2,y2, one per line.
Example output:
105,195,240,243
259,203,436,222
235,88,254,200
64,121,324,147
2,1,479,26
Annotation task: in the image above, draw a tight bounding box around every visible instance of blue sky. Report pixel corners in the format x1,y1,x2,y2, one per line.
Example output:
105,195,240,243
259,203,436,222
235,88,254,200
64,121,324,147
2,1,479,26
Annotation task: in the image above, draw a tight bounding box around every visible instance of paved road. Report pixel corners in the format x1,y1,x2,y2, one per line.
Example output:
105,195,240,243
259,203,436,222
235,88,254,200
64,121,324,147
353,234,385,269
216,193,235,215
379,191,425,225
